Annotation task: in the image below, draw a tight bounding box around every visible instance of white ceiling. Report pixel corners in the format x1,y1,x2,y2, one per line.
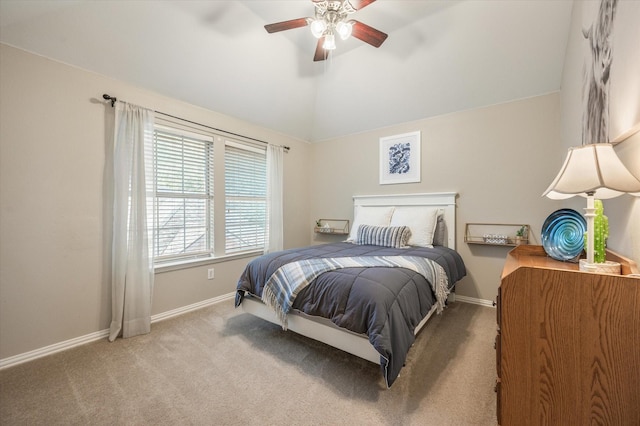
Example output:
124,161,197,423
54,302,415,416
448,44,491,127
0,0,574,142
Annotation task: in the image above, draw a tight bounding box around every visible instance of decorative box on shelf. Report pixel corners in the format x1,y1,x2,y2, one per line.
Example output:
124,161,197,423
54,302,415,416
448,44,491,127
314,219,350,235
464,223,529,247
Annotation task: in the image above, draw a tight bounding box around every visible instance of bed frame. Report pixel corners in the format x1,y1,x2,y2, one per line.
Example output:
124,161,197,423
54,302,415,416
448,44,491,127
241,192,458,364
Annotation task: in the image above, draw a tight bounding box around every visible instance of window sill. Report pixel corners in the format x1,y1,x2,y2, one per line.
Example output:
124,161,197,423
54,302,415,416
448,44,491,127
154,250,263,274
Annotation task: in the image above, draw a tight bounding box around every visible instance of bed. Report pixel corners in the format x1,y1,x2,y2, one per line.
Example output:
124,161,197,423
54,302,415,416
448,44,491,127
235,192,466,387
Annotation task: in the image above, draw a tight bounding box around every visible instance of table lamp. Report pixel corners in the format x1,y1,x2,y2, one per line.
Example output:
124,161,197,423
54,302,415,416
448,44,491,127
542,143,640,272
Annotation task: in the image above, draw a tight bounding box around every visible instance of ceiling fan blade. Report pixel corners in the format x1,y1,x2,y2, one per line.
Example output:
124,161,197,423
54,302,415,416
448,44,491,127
313,37,329,62
349,0,377,10
351,20,388,48
264,18,309,33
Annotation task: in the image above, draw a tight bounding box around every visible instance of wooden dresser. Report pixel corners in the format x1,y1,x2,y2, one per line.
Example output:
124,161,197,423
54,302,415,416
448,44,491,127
496,245,640,425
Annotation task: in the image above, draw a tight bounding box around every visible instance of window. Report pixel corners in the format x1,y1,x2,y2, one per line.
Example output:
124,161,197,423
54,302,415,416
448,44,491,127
153,126,214,262
224,141,267,253
151,121,267,265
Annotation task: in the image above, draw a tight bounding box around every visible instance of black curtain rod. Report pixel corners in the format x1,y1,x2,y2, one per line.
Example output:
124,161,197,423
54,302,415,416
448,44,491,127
102,94,290,151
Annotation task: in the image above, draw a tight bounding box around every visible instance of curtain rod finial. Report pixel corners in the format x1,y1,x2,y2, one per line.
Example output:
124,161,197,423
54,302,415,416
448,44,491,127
102,94,116,107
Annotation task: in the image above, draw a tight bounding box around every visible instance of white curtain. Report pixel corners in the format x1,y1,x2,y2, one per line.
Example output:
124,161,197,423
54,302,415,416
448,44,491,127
109,103,155,342
265,145,284,253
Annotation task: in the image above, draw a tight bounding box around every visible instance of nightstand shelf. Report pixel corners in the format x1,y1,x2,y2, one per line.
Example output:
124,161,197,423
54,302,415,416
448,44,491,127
464,223,529,246
314,219,349,235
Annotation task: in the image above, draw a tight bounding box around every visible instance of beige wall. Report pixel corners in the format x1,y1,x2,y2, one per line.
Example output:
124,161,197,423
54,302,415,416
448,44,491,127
309,94,563,302
5,0,639,363
0,44,311,359
559,1,640,265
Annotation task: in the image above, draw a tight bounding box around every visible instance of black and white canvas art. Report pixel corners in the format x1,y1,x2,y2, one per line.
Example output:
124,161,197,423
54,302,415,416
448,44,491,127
582,0,640,144
379,131,421,185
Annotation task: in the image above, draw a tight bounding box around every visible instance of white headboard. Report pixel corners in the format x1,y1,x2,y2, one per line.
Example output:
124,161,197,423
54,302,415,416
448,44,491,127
352,192,458,249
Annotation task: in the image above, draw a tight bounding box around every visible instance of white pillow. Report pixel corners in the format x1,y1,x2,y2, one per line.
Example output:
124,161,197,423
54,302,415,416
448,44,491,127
389,206,439,248
347,206,395,242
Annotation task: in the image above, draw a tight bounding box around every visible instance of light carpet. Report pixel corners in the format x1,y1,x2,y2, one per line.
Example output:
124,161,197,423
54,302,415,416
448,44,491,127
0,300,497,425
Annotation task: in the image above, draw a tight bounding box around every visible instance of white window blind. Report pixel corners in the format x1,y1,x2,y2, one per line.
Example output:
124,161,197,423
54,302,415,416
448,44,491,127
153,127,214,262
225,141,267,253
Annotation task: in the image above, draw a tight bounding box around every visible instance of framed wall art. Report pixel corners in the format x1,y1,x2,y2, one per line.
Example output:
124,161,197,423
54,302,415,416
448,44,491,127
379,131,421,185
582,0,640,144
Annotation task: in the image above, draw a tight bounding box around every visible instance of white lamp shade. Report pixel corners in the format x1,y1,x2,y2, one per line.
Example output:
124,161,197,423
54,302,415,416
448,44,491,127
310,20,326,38
323,33,336,50
336,21,353,40
543,143,640,199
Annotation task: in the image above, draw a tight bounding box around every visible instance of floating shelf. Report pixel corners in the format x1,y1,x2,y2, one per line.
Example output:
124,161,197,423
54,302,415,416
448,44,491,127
465,223,529,247
314,219,350,235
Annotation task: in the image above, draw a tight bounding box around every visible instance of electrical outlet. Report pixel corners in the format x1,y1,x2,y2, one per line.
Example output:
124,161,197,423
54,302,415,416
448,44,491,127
207,268,215,280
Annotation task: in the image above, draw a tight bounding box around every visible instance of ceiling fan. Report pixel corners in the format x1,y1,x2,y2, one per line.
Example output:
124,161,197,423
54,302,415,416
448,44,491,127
264,0,388,62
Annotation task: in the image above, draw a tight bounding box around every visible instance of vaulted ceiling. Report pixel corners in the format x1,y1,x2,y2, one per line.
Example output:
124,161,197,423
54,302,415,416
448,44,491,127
0,0,574,142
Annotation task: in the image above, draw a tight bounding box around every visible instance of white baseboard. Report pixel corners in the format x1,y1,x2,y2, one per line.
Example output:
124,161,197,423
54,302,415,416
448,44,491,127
454,294,496,308
0,328,112,371
1,292,490,370
151,292,235,323
0,292,236,371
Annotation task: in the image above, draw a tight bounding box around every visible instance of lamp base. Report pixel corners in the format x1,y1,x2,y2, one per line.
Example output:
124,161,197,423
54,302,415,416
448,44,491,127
579,259,621,274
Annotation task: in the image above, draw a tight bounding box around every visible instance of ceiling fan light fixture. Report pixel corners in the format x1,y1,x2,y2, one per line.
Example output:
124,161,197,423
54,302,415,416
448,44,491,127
336,21,353,40
310,19,326,38
264,0,387,62
323,33,337,50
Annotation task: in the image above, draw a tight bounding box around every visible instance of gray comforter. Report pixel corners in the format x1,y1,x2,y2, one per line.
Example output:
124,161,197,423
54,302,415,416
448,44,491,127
235,242,466,387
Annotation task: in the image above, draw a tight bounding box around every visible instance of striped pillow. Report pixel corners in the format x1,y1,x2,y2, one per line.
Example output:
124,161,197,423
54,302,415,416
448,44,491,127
356,225,412,248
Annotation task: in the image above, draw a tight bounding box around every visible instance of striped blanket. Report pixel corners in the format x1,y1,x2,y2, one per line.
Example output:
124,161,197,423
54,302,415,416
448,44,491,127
261,256,449,330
